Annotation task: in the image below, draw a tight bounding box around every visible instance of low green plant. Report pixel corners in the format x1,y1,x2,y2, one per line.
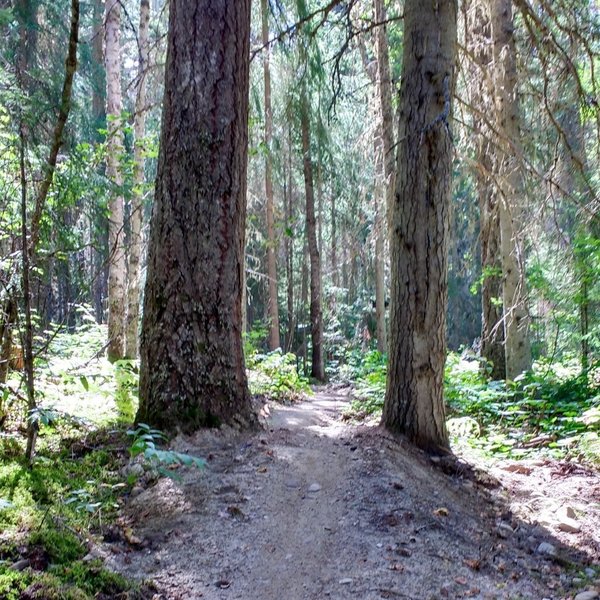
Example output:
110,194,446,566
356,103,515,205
127,423,205,479
445,352,600,461
246,349,310,401
342,350,387,417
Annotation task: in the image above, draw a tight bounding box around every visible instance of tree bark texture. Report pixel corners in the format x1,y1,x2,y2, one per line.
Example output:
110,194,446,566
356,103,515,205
125,0,150,358
138,0,255,432
261,0,280,351
490,0,531,379
382,0,457,450
300,90,325,381
105,0,126,362
466,0,506,379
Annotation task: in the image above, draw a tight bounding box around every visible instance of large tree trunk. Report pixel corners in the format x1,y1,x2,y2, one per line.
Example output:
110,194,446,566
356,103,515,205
138,0,255,432
382,0,457,451
490,0,531,379
300,91,325,381
105,0,126,362
261,0,280,351
125,0,150,358
466,0,506,379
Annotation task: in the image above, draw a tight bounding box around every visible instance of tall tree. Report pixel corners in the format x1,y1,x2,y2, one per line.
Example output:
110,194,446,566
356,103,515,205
490,0,531,379
382,0,457,450
125,0,151,358
105,0,126,362
138,0,255,432
261,0,281,351
300,87,325,381
466,0,506,379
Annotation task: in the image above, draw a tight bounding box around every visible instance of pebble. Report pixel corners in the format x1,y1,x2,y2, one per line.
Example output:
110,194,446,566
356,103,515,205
558,517,581,533
130,485,144,498
284,479,301,489
308,483,322,493
339,578,353,585
497,522,514,538
574,592,599,600
536,542,557,557
585,568,596,578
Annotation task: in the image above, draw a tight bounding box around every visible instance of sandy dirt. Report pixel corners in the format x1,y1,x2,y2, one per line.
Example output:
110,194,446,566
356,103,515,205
102,387,600,600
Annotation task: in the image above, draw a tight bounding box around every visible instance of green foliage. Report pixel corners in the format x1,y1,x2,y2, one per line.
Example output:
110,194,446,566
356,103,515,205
341,350,387,417
246,349,311,401
445,353,600,461
127,423,205,480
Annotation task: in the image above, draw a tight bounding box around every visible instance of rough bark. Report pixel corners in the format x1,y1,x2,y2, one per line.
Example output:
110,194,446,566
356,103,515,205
382,0,457,451
300,90,325,381
138,0,255,432
261,0,280,351
490,0,531,379
466,0,506,379
105,0,126,362
125,0,150,359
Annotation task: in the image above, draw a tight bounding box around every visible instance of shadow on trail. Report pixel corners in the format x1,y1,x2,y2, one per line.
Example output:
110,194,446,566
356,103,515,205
104,387,599,600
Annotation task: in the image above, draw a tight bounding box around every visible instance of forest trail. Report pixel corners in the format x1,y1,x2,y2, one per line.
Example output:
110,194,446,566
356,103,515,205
104,388,598,600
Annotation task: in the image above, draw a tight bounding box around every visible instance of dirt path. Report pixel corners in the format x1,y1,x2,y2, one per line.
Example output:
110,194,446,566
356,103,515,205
104,388,599,600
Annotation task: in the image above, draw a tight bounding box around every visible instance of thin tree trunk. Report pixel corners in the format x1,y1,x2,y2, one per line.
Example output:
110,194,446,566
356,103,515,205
105,0,126,362
382,0,457,451
261,0,280,351
374,133,387,354
490,0,531,379
300,91,325,381
92,0,107,323
466,0,506,379
138,0,255,432
331,193,338,288
125,0,150,359
92,0,106,141
285,124,295,352
374,0,395,222
20,128,37,463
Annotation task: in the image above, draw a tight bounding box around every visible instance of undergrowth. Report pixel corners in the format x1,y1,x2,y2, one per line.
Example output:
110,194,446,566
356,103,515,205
247,350,310,401
343,350,600,463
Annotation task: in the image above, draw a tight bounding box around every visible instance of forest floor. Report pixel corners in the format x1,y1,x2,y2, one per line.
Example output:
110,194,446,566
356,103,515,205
100,387,600,600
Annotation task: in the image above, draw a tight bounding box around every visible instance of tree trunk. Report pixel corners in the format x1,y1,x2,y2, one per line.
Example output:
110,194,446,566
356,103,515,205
91,0,106,142
261,0,280,351
382,0,457,451
374,133,387,354
466,0,506,379
138,0,255,432
490,0,531,379
331,192,338,288
285,124,295,352
125,0,150,359
300,91,325,381
374,0,395,223
105,0,126,362
92,0,107,323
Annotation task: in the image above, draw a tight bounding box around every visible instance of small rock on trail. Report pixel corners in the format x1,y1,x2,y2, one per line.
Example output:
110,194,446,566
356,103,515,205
104,387,593,600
